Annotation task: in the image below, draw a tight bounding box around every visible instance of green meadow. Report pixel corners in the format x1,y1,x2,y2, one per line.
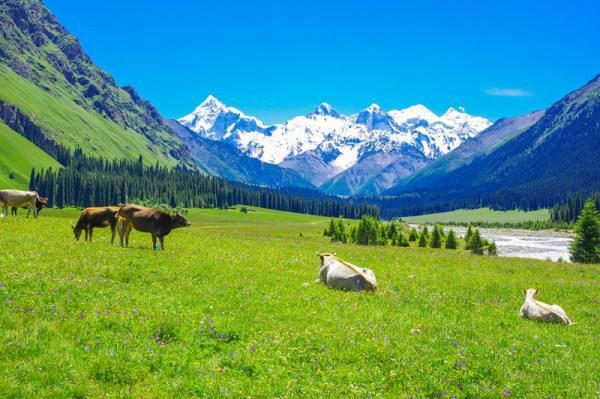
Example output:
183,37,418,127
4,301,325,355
0,207,598,398
402,208,551,225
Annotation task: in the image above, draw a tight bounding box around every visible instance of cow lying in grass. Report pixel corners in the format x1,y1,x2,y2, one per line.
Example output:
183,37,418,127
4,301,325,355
317,253,377,292
117,204,191,250
0,189,47,219
519,288,572,325
72,207,120,243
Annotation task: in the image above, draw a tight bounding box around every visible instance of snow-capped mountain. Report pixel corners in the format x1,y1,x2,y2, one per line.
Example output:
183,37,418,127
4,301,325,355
177,96,491,195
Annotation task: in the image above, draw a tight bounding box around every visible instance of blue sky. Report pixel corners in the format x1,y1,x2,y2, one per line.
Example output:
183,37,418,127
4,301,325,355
46,0,600,123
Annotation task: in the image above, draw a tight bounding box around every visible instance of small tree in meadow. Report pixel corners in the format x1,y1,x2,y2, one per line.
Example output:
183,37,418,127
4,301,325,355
469,229,484,255
570,199,600,264
487,242,498,256
429,225,443,248
397,233,410,247
464,224,473,249
418,231,428,247
445,230,458,249
408,228,419,242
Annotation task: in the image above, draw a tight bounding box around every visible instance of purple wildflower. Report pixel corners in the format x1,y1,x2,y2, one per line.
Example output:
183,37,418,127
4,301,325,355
84,345,90,351
503,389,511,397
249,347,255,353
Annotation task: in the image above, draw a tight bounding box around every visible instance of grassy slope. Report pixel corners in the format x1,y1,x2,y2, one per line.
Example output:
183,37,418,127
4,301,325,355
0,120,61,189
402,207,551,224
0,207,598,398
0,66,176,166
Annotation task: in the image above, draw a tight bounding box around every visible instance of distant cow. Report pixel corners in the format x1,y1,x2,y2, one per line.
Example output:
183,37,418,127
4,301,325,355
317,253,377,292
519,288,572,325
11,196,48,217
117,204,191,250
72,207,121,243
0,190,48,219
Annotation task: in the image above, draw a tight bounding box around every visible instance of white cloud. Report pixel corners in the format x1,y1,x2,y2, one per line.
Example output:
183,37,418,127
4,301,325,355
484,88,533,97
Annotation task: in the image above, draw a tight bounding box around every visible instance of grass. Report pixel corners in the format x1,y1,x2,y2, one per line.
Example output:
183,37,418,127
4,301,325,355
0,121,61,189
402,207,551,225
0,206,598,398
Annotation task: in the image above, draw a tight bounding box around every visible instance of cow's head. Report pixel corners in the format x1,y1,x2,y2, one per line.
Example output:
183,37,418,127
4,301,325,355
72,224,83,241
36,197,48,211
317,252,336,265
523,288,539,298
171,212,191,228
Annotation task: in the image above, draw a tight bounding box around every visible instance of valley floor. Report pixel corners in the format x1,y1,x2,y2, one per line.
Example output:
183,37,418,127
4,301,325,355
402,207,550,225
0,207,598,398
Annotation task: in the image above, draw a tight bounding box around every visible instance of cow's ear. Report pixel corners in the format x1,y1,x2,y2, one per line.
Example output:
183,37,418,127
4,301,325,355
534,288,539,297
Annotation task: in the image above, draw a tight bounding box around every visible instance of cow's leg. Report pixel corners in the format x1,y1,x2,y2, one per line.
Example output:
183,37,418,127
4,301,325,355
89,228,94,242
11,207,17,217
26,207,31,218
159,236,165,250
110,225,116,245
125,224,132,247
33,205,38,219
84,228,88,241
151,234,157,250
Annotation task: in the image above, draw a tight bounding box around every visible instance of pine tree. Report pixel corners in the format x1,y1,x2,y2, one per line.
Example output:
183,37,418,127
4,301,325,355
445,230,458,249
570,199,600,264
408,228,418,242
429,225,442,248
397,233,410,247
464,224,473,249
487,242,498,256
469,229,484,255
418,231,427,247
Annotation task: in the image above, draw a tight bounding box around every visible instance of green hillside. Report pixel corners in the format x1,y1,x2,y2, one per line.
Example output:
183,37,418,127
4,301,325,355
0,120,60,188
0,0,188,166
0,66,175,166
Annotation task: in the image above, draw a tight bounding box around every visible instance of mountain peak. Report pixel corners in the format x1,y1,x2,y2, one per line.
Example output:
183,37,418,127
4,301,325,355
312,102,339,117
365,103,382,112
198,95,225,109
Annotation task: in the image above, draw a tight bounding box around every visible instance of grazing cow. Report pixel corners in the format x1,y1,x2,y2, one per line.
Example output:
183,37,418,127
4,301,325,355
0,190,47,219
317,253,377,292
519,288,572,325
117,204,191,250
11,195,48,217
72,207,121,243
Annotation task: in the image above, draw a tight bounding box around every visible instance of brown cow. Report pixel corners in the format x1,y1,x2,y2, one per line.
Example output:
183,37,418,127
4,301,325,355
72,207,120,243
117,204,191,250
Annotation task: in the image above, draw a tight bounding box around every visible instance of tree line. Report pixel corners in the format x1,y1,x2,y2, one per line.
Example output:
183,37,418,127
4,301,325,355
29,149,379,219
323,216,496,255
551,193,600,225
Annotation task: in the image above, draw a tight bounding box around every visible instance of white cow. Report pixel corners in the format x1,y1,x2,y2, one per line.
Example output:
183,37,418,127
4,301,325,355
0,189,47,219
519,288,572,325
317,253,377,292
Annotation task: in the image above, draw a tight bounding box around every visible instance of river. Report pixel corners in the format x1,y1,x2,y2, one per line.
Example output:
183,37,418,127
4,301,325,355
412,225,573,262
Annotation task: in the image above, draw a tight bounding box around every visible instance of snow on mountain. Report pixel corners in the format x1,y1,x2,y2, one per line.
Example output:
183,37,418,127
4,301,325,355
178,96,492,194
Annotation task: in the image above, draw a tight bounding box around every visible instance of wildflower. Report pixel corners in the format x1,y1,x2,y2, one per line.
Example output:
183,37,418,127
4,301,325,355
452,341,458,347
79,313,85,318
249,347,255,353
503,389,511,397
84,345,90,351
460,361,466,370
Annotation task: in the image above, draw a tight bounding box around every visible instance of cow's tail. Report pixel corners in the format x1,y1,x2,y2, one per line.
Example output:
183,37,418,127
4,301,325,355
116,204,127,218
